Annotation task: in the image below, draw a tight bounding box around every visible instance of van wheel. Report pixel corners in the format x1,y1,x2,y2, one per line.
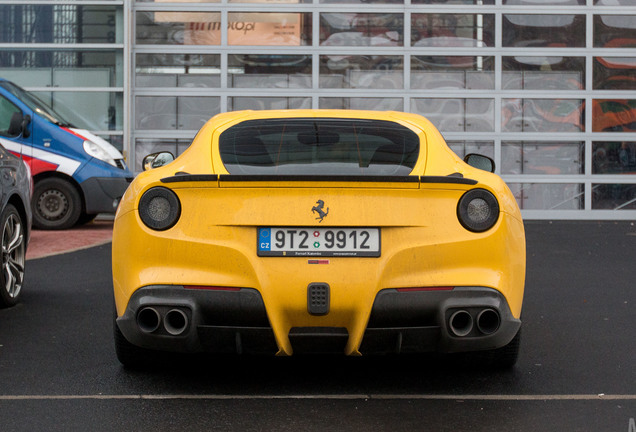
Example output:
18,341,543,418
32,178,82,230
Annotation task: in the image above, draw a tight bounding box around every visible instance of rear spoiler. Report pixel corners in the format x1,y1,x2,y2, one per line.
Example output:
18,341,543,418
161,174,477,186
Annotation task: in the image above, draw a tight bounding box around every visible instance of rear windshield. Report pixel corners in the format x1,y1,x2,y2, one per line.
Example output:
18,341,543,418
219,118,420,176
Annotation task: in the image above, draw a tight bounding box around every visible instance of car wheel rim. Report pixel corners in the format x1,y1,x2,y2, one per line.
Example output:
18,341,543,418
2,214,25,299
37,189,68,220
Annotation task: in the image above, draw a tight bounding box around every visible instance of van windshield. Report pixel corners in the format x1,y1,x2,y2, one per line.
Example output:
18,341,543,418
0,81,72,127
219,118,420,176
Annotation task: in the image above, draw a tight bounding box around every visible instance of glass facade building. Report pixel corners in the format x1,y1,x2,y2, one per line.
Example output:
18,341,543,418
1,0,635,219
0,1,126,149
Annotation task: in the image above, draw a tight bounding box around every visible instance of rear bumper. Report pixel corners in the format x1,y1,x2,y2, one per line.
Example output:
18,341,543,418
116,285,520,355
361,286,520,354
116,285,278,354
81,176,133,214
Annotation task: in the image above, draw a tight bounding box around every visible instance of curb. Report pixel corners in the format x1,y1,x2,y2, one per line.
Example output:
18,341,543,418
26,219,114,261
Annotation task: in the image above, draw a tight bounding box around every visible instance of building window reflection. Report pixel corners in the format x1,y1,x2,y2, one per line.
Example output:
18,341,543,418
503,15,585,48
319,98,403,111
412,56,494,90
594,15,636,49
320,13,403,47
415,0,494,4
504,0,584,4
594,0,636,4
411,98,494,133
503,57,584,91
320,55,403,89
593,184,636,210
0,50,122,88
322,0,402,3
135,96,220,130
136,11,221,45
230,54,311,88
592,100,636,133
136,54,221,87
447,141,494,160
502,142,584,175
228,97,311,111
508,183,584,210
136,11,311,46
411,14,494,47
502,99,584,133
594,57,636,90
593,142,636,174
0,4,121,44
137,0,220,3
228,12,310,46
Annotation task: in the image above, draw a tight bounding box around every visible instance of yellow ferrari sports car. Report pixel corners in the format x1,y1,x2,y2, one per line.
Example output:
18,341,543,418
112,109,525,368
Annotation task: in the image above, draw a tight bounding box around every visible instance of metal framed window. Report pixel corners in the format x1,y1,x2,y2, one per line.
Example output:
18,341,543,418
0,1,127,153
128,0,636,219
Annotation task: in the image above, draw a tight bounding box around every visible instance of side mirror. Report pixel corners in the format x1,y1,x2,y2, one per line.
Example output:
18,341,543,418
22,115,31,138
464,153,495,173
142,151,175,171
8,112,30,138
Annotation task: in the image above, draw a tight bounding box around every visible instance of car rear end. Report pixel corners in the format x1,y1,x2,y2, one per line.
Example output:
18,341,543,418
112,111,525,361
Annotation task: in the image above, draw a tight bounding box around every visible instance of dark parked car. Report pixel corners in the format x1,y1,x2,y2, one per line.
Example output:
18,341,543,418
0,142,32,307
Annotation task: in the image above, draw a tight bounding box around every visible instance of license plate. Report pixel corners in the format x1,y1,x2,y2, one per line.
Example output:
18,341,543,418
257,227,380,257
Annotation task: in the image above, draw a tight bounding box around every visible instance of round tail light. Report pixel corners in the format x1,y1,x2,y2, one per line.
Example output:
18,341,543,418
457,188,499,232
138,187,181,231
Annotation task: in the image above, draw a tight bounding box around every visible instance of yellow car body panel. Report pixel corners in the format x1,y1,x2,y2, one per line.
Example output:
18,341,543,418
113,109,525,362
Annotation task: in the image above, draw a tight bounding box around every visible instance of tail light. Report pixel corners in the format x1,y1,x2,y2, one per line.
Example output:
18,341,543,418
457,188,499,232
138,187,181,231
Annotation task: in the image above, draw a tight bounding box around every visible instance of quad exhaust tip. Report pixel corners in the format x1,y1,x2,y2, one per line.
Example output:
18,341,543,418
448,308,501,337
164,309,189,336
137,307,161,333
476,308,501,335
136,306,189,336
449,310,473,337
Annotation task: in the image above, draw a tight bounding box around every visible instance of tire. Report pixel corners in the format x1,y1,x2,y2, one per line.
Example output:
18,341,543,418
76,213,98,226
32,178,82,230
0,204,26,308
113,303,166,369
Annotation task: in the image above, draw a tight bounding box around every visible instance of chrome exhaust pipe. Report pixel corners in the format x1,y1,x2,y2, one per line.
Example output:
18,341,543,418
137,307,161,333
476,309,500,335
449,310,473,337
164,309,189,336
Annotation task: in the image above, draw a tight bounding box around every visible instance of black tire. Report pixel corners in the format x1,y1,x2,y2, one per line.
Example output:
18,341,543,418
32,178,82,230
114,315,156,369
113,301,172,369
76,213,98,226
0,204,26,308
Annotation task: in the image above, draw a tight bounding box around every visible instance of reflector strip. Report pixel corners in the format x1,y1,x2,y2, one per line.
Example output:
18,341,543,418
396,287,454,292
184,286,241,291
308,260,330,265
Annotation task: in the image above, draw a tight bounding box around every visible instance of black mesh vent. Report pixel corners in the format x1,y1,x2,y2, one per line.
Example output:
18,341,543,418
307,283,330,316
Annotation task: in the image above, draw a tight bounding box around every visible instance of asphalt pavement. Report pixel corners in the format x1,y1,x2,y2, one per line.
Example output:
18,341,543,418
0,220,634,431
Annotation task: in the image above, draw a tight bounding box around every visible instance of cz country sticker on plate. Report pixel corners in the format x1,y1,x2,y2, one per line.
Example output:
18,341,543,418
257,227,380,257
